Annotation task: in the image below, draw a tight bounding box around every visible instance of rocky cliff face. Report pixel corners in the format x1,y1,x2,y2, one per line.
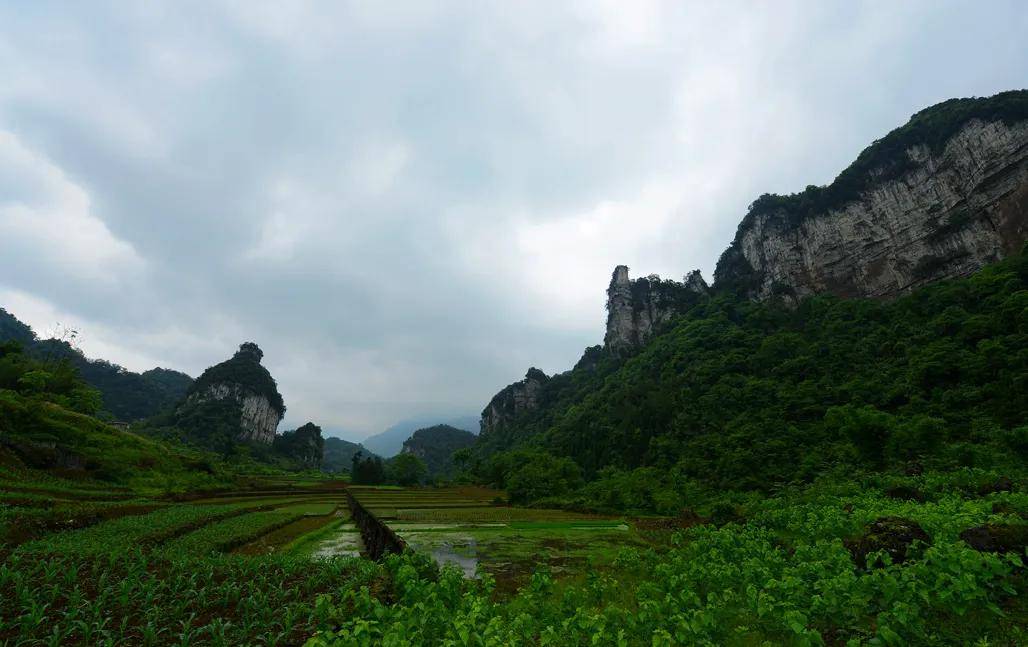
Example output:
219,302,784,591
480,368,549,438
604,266,708,356
714,96,1028,301
183,383,282,444
177,342,285,446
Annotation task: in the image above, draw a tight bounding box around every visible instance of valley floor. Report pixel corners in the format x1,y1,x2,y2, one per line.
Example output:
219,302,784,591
1,466,1025,645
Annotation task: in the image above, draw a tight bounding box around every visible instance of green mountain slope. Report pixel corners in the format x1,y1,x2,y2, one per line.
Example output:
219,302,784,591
321,436,374,473
477,248,1028,498
0,341,229,493
401,424,476,477
0,308,193,421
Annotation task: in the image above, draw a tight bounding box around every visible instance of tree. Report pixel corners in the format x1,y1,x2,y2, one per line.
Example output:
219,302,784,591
390,453,428,486
351,451,386,485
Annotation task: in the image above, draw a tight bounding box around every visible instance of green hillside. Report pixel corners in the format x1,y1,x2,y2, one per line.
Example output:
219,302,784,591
0,309,193,421
475,248,1028,512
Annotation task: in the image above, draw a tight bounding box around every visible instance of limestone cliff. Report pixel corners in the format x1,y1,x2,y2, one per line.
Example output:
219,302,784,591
604,266,708,356
176,342,285,445
714,91,1028,301
479,368,549,438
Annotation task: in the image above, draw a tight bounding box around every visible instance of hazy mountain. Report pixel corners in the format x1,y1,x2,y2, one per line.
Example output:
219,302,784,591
401,425,477,477
362,414,478,457
322,436,377,473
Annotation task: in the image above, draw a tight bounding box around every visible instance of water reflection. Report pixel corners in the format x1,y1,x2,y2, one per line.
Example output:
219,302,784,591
312,524,364,558
429,538,479,577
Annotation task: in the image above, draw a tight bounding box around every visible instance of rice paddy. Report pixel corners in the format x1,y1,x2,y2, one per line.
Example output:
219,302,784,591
1,474,653,643
347,485,644,591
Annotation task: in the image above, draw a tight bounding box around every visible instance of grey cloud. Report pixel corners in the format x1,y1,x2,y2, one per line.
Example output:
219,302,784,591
1,1,1026,437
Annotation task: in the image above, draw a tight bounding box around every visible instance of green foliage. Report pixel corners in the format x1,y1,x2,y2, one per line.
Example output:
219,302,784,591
0,308,194,421
308,484,1027,645
389,452,429,486
483,449,584,504
0,388,235,494
186,342,285,416
401,424,476,477
162,510,304,557
479,250,1028,495
321,437,372,473
0,340,102,416
351,451,387,485
2,545,379,646
273,422,326,469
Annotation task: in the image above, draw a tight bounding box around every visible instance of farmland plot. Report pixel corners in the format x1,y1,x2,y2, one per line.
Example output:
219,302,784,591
347,486,646,591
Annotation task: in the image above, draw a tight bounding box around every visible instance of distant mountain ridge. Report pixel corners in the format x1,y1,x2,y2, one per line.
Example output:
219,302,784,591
321,436,376,473
0,307,193,421
401,425,476,477
362,414,477,457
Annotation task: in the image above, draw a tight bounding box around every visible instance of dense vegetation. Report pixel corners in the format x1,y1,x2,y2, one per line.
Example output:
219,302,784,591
185,342,285,417
474,247,1028,515
2,496,377,645
3,215,1026,644
349,450,429,486
322,436,373,473
273,422,326,469
401,424,476,477
309,475,1027,646
0,308,193,421
350,451,387,485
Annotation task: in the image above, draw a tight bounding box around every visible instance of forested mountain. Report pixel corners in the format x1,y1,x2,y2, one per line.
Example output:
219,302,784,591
321,436,375,473
272,422,325,470
170,342,285,450
401,425,476,477
363,415,477,457
473,92,1028,509
0,308,193,421
479,250,1028,492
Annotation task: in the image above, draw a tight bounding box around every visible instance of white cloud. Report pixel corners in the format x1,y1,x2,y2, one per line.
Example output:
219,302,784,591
0,131,145,285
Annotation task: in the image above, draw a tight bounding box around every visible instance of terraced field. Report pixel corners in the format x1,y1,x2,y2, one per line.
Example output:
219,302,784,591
0,475,373,644
1,473,658,642
348,486,646,591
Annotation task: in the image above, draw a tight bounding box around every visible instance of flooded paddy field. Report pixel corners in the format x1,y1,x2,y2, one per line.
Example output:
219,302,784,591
348,486,648,593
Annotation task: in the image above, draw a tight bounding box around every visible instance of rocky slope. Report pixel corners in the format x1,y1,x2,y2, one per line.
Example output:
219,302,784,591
604,267,708,356
176,342,284,445
480,368,549,439
714,91,1028,301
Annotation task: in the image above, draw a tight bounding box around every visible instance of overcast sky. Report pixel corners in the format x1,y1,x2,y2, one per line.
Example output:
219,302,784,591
1,1,1025,440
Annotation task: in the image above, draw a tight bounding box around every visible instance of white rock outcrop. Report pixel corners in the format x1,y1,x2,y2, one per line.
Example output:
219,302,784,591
715,118,1028,301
